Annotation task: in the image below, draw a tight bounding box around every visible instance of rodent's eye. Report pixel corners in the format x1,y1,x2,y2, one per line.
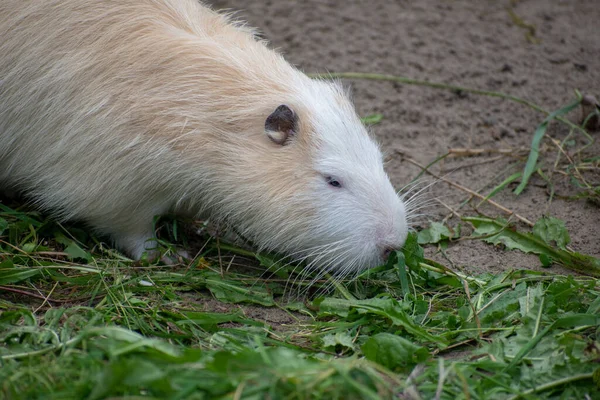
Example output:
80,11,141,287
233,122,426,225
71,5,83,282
325,176,342,188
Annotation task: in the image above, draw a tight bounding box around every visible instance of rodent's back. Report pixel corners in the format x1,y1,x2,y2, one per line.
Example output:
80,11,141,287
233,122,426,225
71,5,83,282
0,0,309,222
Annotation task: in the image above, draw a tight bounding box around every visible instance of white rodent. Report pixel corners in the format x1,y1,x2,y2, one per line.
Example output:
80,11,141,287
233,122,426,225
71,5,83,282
0,0,408,275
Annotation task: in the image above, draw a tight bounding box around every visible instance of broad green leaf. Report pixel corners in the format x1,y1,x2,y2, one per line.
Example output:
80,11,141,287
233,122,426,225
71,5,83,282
205,273,274,306
467,216,600,277
362,333,429,372
470,218,548,254
532,216,570,250
0,264,41,284
518,284,545,320
318,297,444,344
55,233,91,261
505,313,600,370
21,242,37,253
82,326,181,359
64,242,92,261
0,309,36,326
321,332,356,352
539,253,552,267
475,281,526,327
88,358,169,400
587,297,600,315
418,222,453,244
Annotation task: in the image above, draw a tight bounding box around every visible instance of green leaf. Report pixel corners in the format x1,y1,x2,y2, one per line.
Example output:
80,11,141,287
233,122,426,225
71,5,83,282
478,172,522,206
21,242,37,253
89,358,170,400
532,216,570,250
321,332,356,353
82,326,182,359
587,296,600,315
467,216,600,277
505,313,600,370
205,273,275,306
362,333,429,372
0,262,41,284
318,297,444,344
360,113,383,125
539,253,552,267
255,253,289,279
0,309,36,326
55,233,91,261
393,251,410,297
402,232,424,269
65,242,92,261
0,217,8,236
418,222,453,244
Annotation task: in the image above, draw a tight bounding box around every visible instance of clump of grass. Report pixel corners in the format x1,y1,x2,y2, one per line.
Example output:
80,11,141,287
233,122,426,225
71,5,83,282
1,201,599,399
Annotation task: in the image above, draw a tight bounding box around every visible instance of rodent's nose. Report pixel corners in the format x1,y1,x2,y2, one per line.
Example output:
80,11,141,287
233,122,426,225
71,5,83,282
381,246,399,262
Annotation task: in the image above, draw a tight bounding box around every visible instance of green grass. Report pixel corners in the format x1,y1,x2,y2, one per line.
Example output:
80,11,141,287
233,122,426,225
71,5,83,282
1,201,599,399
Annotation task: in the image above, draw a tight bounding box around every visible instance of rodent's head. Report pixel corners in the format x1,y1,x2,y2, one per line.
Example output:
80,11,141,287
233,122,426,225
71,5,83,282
223,79,408,277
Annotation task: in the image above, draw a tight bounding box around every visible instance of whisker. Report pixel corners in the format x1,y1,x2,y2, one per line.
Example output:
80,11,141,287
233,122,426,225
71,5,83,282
286,241,353,298
396,176,430,196
297,245,355,298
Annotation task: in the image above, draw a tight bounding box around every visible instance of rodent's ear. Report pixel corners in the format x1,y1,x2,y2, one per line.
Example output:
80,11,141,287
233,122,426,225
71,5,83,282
265,104,298,145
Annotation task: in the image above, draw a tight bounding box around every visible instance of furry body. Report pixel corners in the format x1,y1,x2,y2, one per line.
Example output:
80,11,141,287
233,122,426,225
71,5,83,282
0,0,407,273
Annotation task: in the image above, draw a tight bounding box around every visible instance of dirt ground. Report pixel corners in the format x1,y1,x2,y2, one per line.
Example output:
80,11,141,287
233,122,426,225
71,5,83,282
208,0,599,276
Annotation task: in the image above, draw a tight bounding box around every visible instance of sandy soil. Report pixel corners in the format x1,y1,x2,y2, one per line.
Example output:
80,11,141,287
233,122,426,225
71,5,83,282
209,0,600,275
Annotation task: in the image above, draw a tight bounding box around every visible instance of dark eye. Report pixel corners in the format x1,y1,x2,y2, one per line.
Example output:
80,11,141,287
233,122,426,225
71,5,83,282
325,176,342,188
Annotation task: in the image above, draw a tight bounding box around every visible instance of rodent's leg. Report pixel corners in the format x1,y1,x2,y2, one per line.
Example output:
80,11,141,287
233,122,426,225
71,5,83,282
115,229,192,263
113,228,160,260
107,215,192,262
95,203,170,261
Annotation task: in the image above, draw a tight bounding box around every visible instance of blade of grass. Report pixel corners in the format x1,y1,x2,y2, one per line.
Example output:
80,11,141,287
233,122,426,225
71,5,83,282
514,98,581,195
476,172,522,207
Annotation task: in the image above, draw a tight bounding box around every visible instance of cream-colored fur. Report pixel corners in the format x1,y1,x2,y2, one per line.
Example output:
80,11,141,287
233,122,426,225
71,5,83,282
0,0,407,273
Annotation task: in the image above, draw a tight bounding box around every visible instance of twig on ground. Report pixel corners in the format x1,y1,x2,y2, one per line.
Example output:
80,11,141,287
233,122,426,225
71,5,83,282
436,198,463,224
549,137,590,189
0,285,73,304
448,148,526,157
448,155,506,172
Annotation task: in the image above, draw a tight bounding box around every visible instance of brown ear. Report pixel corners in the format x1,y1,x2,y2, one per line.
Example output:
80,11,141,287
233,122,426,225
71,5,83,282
265,104,298,145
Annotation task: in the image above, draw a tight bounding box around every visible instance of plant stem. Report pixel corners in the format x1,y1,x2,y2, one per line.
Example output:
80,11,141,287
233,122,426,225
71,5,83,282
506,373,594,400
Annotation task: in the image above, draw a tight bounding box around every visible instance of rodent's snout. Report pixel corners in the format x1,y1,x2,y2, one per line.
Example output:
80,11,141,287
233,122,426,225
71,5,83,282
379,228,407,262
381,246,398,262
375,211,408,264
